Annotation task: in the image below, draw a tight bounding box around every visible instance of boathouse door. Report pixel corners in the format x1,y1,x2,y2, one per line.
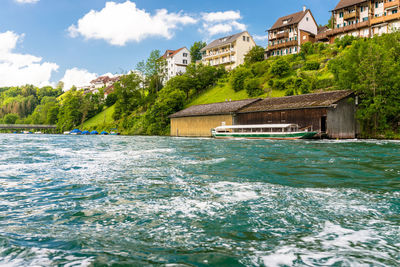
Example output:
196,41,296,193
321,116,327,132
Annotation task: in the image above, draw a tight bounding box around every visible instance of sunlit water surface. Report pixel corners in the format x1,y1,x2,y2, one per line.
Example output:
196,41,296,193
0,134,399,266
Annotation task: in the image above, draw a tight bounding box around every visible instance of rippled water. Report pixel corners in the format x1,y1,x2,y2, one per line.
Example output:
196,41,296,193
0,134,399,266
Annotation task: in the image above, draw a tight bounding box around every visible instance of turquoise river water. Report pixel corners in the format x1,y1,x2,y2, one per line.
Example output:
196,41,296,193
0,134,399,266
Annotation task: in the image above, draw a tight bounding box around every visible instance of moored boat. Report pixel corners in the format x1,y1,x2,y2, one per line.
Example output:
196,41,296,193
212,124,317,140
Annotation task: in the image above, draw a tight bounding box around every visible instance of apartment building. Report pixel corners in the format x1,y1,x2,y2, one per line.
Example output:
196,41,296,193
318,0,400,42
162,47,191,82
200,31,256,70
266,6,318,57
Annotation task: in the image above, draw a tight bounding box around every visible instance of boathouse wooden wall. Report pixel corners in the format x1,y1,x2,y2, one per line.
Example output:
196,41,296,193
236,108,327,132
327,98,357,139
171,115,233,137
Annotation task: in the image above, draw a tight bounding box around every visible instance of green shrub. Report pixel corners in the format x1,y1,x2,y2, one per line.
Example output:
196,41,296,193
270,58,290,77
244,78,263,97
3,113,19,124
230,67,253,92
303,61,320,71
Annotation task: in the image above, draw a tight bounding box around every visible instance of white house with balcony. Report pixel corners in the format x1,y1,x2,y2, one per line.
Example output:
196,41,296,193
162,47,191,82
200,31,256,70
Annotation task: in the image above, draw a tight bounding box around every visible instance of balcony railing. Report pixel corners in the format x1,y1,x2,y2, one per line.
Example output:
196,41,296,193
203,48,235,59
209,58,235,66
276,31,289,39
327,20,370,36
371,12,400,25
267,40,298,51
384,0,399,9
344,11,359,20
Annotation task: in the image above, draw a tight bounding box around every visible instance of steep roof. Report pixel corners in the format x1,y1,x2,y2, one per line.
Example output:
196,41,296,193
269,10,308,31
333,0,368,11
169,99,261,118
238,90,353,113
162,47,186,59
201,31,247,52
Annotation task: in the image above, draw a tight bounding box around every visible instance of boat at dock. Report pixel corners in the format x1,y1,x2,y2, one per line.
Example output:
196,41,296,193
212,124,317,140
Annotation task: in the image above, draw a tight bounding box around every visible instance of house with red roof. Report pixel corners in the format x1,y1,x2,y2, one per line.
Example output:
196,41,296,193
266,6,318,57
162,47,191,82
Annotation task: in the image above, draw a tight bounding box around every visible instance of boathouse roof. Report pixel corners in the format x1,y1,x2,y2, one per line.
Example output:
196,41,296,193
238,90,353,113
169,98,261,118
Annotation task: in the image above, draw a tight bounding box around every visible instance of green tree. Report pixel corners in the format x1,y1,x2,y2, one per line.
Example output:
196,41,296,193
136,50,166,94
329,33,400,136
3,113,19,124
244,46,265,65
270,58,290,77
113,73,143,120
190,41,207,61
230,67,253,92
244,77,263,97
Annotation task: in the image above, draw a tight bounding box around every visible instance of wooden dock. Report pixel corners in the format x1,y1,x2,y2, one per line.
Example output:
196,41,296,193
0,124,57,130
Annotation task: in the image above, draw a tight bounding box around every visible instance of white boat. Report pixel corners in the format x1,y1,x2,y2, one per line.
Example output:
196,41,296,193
63,131,71,135
34,131,42,134
212,124,317,140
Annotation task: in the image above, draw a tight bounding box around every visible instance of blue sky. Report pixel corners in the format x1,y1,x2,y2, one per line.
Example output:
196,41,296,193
0,0,339,90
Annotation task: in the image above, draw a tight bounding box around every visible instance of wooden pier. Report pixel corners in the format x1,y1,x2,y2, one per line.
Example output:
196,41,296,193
0,124,57,130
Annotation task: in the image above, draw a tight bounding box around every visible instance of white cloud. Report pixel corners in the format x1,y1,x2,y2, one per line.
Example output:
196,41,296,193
0,31,58,87
61,68,97,91
201,10,247,36
207,24,233,36
68,1,197,46
253,34,268,41
14,0,39,4
202,11,241,23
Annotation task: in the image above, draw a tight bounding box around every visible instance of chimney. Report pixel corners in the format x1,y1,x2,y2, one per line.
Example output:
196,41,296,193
303,5,306,12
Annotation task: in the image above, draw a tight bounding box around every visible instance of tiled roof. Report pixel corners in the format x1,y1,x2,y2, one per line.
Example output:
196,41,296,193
200,31,247,52
269,10,307,31
238,90,353,113
90,75,120,84
162,47,185,59
333,0,368,11
169,99,261,118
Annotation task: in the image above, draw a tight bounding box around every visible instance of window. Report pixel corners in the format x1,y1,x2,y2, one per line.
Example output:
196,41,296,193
294,46,297,52
289,28,292,32
363,17,369,21
183,53,188,57
361,6,364,12
340,12,344,18
306,17,309,21
375,2,378,8
243,36,246,41
344,22,347,26
393,9,398,14
247,37,250,42
337,24,340,28
289,47,292,53
183,59,188,64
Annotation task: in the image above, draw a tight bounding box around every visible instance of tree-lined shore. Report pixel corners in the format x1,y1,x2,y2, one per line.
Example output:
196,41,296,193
1,33,399,139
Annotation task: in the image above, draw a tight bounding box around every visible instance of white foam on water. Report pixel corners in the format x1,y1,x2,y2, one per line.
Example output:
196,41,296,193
258,247,297,267
209,181,260,203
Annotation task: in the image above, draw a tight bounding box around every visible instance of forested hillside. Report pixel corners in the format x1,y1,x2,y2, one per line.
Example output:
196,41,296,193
1,33,399,138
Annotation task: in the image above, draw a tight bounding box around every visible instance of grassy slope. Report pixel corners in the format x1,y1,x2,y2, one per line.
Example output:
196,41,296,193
187,82,285,107
81,105,116,130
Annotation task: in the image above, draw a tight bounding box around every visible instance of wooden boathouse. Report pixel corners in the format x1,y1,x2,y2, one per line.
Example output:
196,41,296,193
170,90,357,139
236,90,357,139
169,99,260,137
